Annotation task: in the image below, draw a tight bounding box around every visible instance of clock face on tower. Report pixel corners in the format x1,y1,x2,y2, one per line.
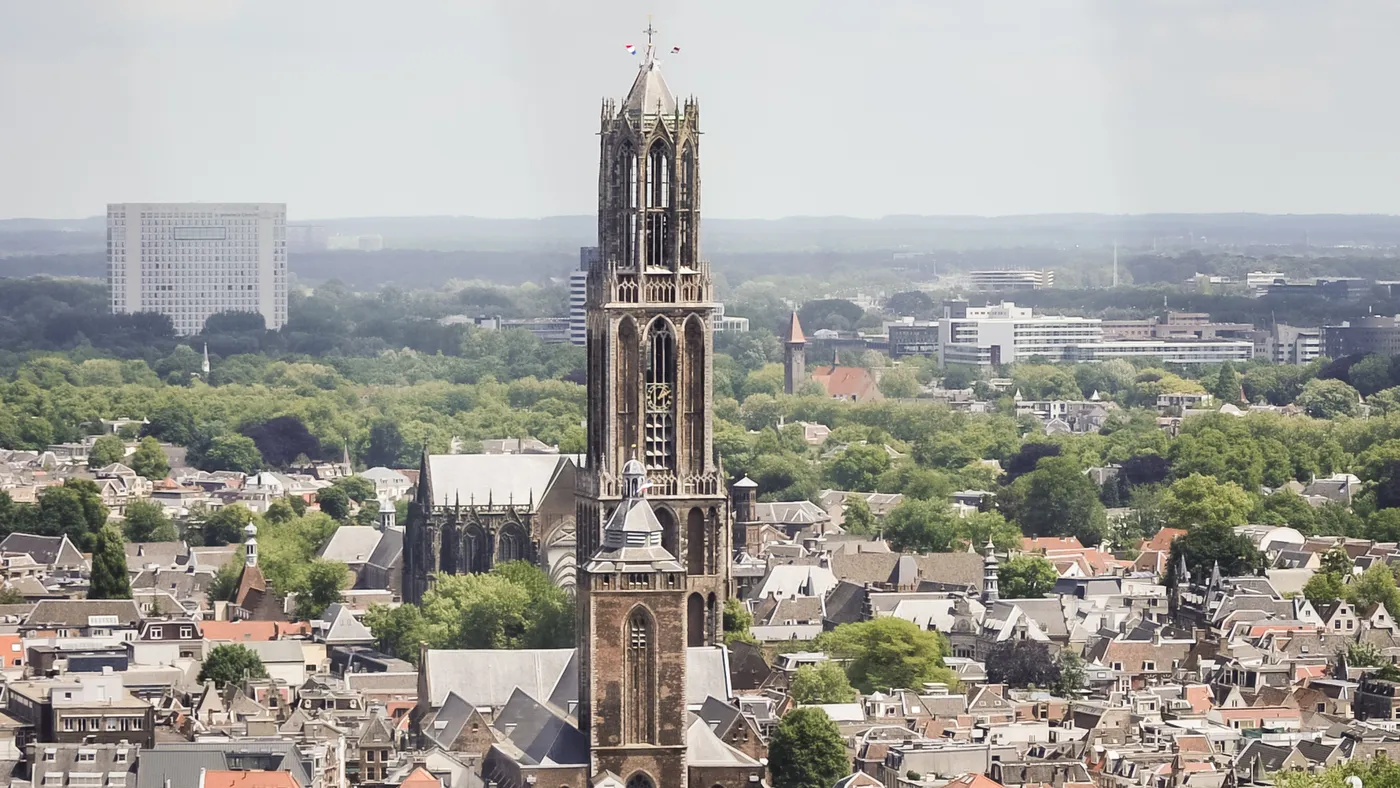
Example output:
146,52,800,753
646,382,673,411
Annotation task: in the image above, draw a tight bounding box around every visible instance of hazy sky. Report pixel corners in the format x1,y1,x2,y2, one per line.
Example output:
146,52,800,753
3,1,1398,220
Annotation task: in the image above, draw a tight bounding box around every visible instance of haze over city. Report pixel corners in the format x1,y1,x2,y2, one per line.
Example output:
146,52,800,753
5,0,1400,220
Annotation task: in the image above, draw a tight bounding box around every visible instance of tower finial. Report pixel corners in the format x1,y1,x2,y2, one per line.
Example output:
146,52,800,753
640,15,659,64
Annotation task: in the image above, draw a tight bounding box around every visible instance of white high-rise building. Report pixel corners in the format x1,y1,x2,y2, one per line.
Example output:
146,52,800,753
107,203,288,335
939,301,1101,367
569,246,598,346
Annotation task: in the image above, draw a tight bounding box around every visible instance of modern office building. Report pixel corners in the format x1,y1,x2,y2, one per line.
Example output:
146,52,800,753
107,203,287,335
1323,316,1400,358
1066,339,1255,364
712,303,749,333
1252,323,1322,365
568,246,598,346
967,269,1054,291
938,301,1101,367
887,320,939,358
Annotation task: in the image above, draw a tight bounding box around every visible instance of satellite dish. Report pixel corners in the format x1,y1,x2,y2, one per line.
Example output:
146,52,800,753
1345,776,1363,788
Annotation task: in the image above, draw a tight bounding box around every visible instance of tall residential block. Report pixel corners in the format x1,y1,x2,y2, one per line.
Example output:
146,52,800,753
107,203,288,335
570,246,598,346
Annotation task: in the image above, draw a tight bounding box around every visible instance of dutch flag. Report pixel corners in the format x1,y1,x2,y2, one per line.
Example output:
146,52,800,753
625,44,636,55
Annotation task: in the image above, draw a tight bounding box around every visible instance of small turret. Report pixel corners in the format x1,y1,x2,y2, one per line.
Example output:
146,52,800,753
377,497,396,531
982,539,1000,603
244,522,259,568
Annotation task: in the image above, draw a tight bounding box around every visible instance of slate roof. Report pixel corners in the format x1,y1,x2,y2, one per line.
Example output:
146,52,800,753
135,742,311,788
243,640,307,664
424,690,480,751
686,712,762,766
423,454,574,510
365,525,403,570
318,603,375,643
492,688,588,767
829,551,984,591
425,648,576,708
124,541,189,571
428,646,732,711
0,533,85,568
25,599,141,628
318,526,383,564
622,51,677,117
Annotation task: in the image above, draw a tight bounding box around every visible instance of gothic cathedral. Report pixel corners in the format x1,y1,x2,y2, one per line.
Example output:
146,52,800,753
575,30,734,788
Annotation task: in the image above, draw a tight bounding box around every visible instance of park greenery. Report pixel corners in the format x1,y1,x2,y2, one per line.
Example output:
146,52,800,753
11,274,1400,631
363,561,574,660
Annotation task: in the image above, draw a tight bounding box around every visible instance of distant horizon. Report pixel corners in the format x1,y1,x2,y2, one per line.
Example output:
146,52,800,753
8,210,1400,225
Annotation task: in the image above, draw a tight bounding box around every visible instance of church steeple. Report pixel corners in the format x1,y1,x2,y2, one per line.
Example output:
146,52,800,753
577,25,726,787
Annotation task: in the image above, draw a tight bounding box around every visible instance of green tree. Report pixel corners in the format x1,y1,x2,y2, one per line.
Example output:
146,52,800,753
364,563,574,657
122,500,176,542
199,434,264,474
202,504,254,547
789,661,858,704
825,443,890,492
1167,522,1261,585
1345,564,1400,615
1051,650,1087,697
722,597,756,645
956,510,1023,553
1347,640,1385,668
208,559,242,604
816,617,955,694
767,707,848,788
88,435,126,468
130,436,170,480
295,559,348,619
883,498,959,553
1346,354,1393,396
1302,571,1345,607
264,499,296,525
332,475,376,503
1007,456,1108,546
985,639,1061,688
1296,378,1361,418
32,481,108,549
198,643,269,687
87,524,132,600
1206,362,1243,404
998,555,1058,599
1159,474,1254,531
1274,746,1400,788
316,486,351,521
841,495,877,535
878,367,921,398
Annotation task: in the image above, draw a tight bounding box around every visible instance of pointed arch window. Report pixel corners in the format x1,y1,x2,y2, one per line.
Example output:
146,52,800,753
645,320,676,471
617,317,640,469
625,776,655,788
625,608,657,744
644,143,672,269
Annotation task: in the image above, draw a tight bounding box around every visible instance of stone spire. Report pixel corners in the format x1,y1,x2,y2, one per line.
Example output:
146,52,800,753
982,538,999,603
622,20,676,118
784,312,807,396
201,343,211,376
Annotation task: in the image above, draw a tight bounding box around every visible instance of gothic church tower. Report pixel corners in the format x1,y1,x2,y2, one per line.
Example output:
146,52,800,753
576,26,732,787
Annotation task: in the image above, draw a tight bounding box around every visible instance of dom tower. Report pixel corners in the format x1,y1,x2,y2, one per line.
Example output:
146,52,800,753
576,25,733,787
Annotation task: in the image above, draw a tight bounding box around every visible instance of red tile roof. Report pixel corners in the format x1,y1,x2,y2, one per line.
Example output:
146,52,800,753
199,771,299,788
811,366,883,401
400,768,441,788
